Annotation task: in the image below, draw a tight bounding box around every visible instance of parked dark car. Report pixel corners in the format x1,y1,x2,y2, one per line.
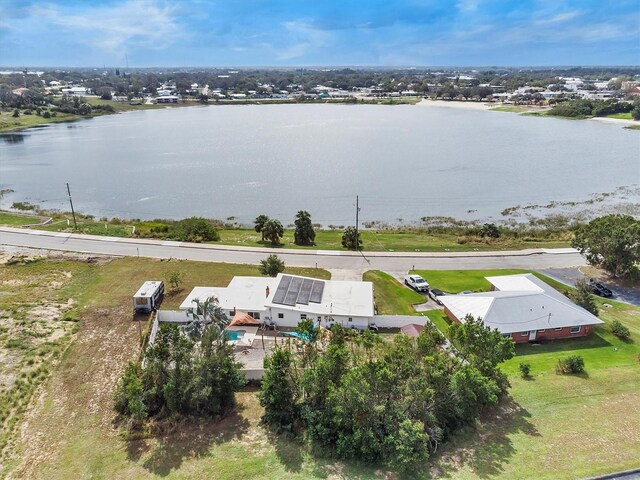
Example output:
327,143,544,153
429,288,445,305
589,279,613,297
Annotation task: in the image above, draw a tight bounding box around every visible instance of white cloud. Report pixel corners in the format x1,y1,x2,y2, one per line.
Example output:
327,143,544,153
534,10,583,26
31,0,183,54
456,0,480,13
275,20,333,60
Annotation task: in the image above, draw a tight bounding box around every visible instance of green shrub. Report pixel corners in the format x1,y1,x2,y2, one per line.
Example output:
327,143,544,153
519,362,531,378
556,355,585,375
610,320,631,340
168,217,219,243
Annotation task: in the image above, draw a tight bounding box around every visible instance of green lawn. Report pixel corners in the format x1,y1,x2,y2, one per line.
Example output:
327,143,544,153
489,105,542,113
423,272,640,479
4,260,640,479
605,112,633,120
0,212,44,227
0,211,572,253
217,228,570,252
0,110,84,132
363,270,425,315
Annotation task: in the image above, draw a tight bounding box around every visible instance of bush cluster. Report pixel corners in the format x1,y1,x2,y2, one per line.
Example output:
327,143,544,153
610,320,631,340
556,355,585,375
549,99,633,118
114,323,245,424
260,317,514,472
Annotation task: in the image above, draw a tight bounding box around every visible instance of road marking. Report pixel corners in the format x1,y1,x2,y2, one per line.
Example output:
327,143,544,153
317,251,341,256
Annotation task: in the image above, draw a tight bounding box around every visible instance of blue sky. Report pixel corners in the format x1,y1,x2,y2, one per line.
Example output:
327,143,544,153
1,0,639,67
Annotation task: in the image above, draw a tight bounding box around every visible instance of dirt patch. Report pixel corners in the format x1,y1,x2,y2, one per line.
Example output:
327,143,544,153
0,245,114,265
7,303,141,479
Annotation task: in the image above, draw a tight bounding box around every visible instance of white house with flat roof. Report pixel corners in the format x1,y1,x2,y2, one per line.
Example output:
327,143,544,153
180,274,375,330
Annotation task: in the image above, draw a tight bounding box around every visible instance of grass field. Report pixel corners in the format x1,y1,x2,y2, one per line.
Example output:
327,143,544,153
217,228,570,252
3,260,639,479
606,112,634,120
363,270,425,315
412,269,571,294
0,211,572,252
0,212,45,227
489,105,543,113
0,110,85,132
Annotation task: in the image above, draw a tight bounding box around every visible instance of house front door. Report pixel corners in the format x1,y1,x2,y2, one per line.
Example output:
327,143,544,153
529,330,537,341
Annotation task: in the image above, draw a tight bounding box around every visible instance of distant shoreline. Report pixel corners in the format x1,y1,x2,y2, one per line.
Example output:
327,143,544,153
2,96,638,135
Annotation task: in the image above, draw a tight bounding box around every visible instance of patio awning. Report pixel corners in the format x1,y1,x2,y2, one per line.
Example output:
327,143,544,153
228,310,261,327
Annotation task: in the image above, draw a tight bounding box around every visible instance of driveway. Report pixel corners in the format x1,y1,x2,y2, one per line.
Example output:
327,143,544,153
540,267,640,307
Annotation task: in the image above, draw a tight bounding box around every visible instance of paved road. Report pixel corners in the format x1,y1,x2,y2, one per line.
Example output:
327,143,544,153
0,227,587,274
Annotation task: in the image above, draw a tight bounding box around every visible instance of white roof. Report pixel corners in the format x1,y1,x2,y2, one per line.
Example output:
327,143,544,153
180,276,278,312
133,281,163,299
179,274,374,318
440,274,603,334
265,274,374,318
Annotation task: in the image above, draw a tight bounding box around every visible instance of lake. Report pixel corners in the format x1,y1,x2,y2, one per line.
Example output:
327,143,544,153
1,103,639,226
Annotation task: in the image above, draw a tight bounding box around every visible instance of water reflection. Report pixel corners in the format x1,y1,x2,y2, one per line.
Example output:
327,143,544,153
0,133,26,144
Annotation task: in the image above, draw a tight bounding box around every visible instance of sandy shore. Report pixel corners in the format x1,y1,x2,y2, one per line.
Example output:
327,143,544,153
416,99,495,110
589,116,640,128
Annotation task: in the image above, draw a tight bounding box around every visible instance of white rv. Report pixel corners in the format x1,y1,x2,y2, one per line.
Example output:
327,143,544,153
133,281,165,313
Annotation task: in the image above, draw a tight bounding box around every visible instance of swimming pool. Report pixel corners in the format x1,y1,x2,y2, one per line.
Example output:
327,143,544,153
225,330,246,341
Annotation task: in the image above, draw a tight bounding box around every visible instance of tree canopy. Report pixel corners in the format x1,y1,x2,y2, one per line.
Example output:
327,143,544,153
114,322,245,423
262,219,284,246
254,214,269,242
259,320,514,471
294,210,316,246
569,280,599,317
571,214,640,277
341,226,362,250
169,217,219,243
259,254,285,277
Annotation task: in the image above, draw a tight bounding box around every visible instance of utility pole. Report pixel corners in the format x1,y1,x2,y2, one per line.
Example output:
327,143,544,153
355,195,359,250
66,183,77,230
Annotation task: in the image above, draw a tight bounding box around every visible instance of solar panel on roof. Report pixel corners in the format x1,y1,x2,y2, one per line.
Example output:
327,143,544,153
284,276,303,306
272,275,292,305
297,278,314,305
309,280,325,303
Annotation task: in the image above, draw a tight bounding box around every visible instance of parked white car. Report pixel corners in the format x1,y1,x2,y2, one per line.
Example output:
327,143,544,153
404,274,429,292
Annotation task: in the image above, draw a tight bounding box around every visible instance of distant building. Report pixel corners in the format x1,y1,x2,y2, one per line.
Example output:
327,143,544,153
61,86,88,96
155,95,179,103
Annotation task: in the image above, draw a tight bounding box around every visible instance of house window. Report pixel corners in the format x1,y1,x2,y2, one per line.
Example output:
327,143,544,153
251,312,261,320
300,314,307,320
278,313,284,319
570,326,581,334
348,317,353,322
502,333,511,338
229,311,234,316
537,329,546,333
555,327,562,331
521,331,529,336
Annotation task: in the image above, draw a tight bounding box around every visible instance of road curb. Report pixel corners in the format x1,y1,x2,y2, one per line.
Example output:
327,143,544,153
0,226,579,260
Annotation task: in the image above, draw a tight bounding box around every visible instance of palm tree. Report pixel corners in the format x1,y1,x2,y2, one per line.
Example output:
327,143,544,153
188,296,229,341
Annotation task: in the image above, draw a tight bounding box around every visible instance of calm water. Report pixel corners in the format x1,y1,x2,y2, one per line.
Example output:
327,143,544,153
1,104,639,225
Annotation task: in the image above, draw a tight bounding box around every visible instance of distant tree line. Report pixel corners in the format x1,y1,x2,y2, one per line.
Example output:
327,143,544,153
548,98,635,118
